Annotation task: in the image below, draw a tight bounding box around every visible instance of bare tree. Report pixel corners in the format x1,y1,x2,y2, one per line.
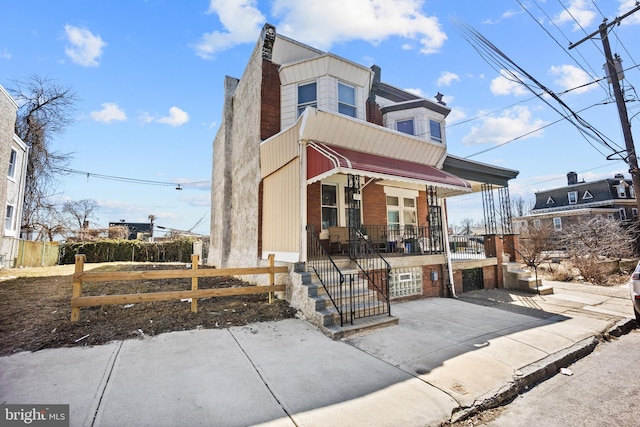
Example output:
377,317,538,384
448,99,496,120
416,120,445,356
511,196,534,217
561,217,634,284
62,199,99,241
9,75,78,238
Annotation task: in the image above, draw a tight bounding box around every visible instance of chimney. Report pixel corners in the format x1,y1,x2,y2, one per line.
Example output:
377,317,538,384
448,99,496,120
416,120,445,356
567,171,578,185
614,173,625,180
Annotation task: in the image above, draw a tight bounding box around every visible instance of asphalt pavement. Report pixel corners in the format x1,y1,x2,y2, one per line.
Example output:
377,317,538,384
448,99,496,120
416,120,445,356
0,280,636,427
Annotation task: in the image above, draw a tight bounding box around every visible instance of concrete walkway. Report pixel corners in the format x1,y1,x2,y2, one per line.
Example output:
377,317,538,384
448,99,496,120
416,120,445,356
1,281,636,427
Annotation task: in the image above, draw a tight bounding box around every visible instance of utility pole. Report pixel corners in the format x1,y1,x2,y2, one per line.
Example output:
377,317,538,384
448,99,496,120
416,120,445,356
569,3,640,218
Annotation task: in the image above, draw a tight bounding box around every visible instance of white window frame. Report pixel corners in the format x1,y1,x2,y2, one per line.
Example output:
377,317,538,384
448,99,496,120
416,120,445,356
553,217,562,231
619,208,627,220
297,81,317,117
546,196,555,205
396,118,415,135
617,185,627,198
5,204,15,234
7,149,17,180
321,183,338,231
337,81,356,118
582,190,593,200
429,119,443,143
568,191,578,204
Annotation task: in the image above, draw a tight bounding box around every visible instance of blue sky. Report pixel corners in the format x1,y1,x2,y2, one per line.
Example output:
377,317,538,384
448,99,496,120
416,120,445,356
2,0,640,235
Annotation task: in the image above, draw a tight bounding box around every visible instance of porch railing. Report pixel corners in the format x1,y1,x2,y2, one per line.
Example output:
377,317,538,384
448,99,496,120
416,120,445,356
448,235,487,260
356,225,444,255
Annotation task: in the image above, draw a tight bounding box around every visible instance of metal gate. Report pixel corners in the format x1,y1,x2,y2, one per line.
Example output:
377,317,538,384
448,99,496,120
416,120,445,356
462,268,484,292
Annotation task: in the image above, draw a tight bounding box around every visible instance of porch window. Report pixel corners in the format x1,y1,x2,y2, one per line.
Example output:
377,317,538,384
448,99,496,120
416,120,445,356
298,82,317,117
386,196,417,231
321,184,338,230
396,119,414,135
338,82,356,117
429,119,442,143
8,149,17,179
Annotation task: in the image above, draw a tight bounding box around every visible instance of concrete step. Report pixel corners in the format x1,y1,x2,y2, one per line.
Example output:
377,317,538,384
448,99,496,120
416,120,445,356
321,314,399,340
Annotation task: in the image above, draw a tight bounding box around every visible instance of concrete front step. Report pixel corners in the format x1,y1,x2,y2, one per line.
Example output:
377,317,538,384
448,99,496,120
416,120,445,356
318,301,390,327
321,314,399,340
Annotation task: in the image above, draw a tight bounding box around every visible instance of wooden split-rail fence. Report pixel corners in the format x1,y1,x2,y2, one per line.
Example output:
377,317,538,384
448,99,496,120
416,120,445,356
71,254,288,321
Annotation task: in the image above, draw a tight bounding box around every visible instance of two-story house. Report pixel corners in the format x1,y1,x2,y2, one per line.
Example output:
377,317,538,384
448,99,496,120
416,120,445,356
208,24,520,334
515,171,636,234
0,84,28,268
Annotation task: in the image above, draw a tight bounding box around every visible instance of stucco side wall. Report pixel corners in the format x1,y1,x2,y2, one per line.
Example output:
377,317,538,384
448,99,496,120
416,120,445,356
209,40,264,268
0,87,17,240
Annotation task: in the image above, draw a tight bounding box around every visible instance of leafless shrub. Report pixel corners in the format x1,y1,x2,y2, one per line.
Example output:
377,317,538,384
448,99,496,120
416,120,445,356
560,217,634,285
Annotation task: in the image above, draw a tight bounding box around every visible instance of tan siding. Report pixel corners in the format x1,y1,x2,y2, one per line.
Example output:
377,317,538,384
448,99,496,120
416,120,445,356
262,160,300,254
260,124,300,178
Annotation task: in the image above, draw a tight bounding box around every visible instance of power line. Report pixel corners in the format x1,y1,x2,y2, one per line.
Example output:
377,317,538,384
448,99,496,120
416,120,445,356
56,167,210,189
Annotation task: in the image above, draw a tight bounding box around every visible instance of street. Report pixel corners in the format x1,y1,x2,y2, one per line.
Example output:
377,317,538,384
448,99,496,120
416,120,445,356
478,328,640,427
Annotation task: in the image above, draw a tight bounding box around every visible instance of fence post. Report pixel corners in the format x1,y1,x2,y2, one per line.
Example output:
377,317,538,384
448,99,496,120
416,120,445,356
71,254,86,322
191,254,199,313
268,254,275,304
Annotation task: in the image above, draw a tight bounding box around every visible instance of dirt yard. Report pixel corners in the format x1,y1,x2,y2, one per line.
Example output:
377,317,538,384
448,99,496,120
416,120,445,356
0,262,297,356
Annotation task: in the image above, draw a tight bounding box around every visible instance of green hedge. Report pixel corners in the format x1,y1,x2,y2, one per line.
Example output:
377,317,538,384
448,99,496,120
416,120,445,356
59,238,200,264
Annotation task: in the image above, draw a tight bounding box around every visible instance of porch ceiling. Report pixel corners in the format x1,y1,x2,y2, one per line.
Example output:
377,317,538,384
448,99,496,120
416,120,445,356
307,142,472,196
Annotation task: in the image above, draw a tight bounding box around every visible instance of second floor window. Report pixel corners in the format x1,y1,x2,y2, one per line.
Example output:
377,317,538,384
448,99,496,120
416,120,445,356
396,119,414,135
338,82,356,117
7,149,17,179
553,217,562,231
298,82,317,117
429,119,442,143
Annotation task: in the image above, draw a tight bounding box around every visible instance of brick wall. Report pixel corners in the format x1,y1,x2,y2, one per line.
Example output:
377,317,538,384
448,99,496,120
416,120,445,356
307,181,321,233
482,265,498,289
362,180,387,225
422,265,443,297
260,60,281,140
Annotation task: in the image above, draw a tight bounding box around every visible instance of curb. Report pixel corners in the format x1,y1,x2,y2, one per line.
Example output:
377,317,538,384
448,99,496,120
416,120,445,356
447,318,638,424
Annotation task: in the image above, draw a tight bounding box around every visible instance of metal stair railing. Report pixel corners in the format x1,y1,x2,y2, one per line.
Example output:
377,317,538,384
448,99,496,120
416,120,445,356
306,225,350,326
349,226,392,319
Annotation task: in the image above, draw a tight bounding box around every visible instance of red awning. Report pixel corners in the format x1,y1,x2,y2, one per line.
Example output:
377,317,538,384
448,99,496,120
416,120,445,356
307,142,471,192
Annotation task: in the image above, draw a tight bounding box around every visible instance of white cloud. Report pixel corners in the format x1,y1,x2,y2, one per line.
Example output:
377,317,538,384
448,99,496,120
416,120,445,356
445,107,466,124
462,106,546,145
405,87,426,97
193,0,266,59
90,103,127,123
0,48,11,59
437,71,460,87
157,107,190,127
549,64,593,94
490,69,530,96
272,0,446,54
618,1,640,25
195,0,448,57
64,25,106,67
179,194,211,207
554,0,596,31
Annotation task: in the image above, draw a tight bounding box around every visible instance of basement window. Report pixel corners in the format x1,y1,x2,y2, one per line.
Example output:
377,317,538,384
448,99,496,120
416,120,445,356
389,268,422,298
